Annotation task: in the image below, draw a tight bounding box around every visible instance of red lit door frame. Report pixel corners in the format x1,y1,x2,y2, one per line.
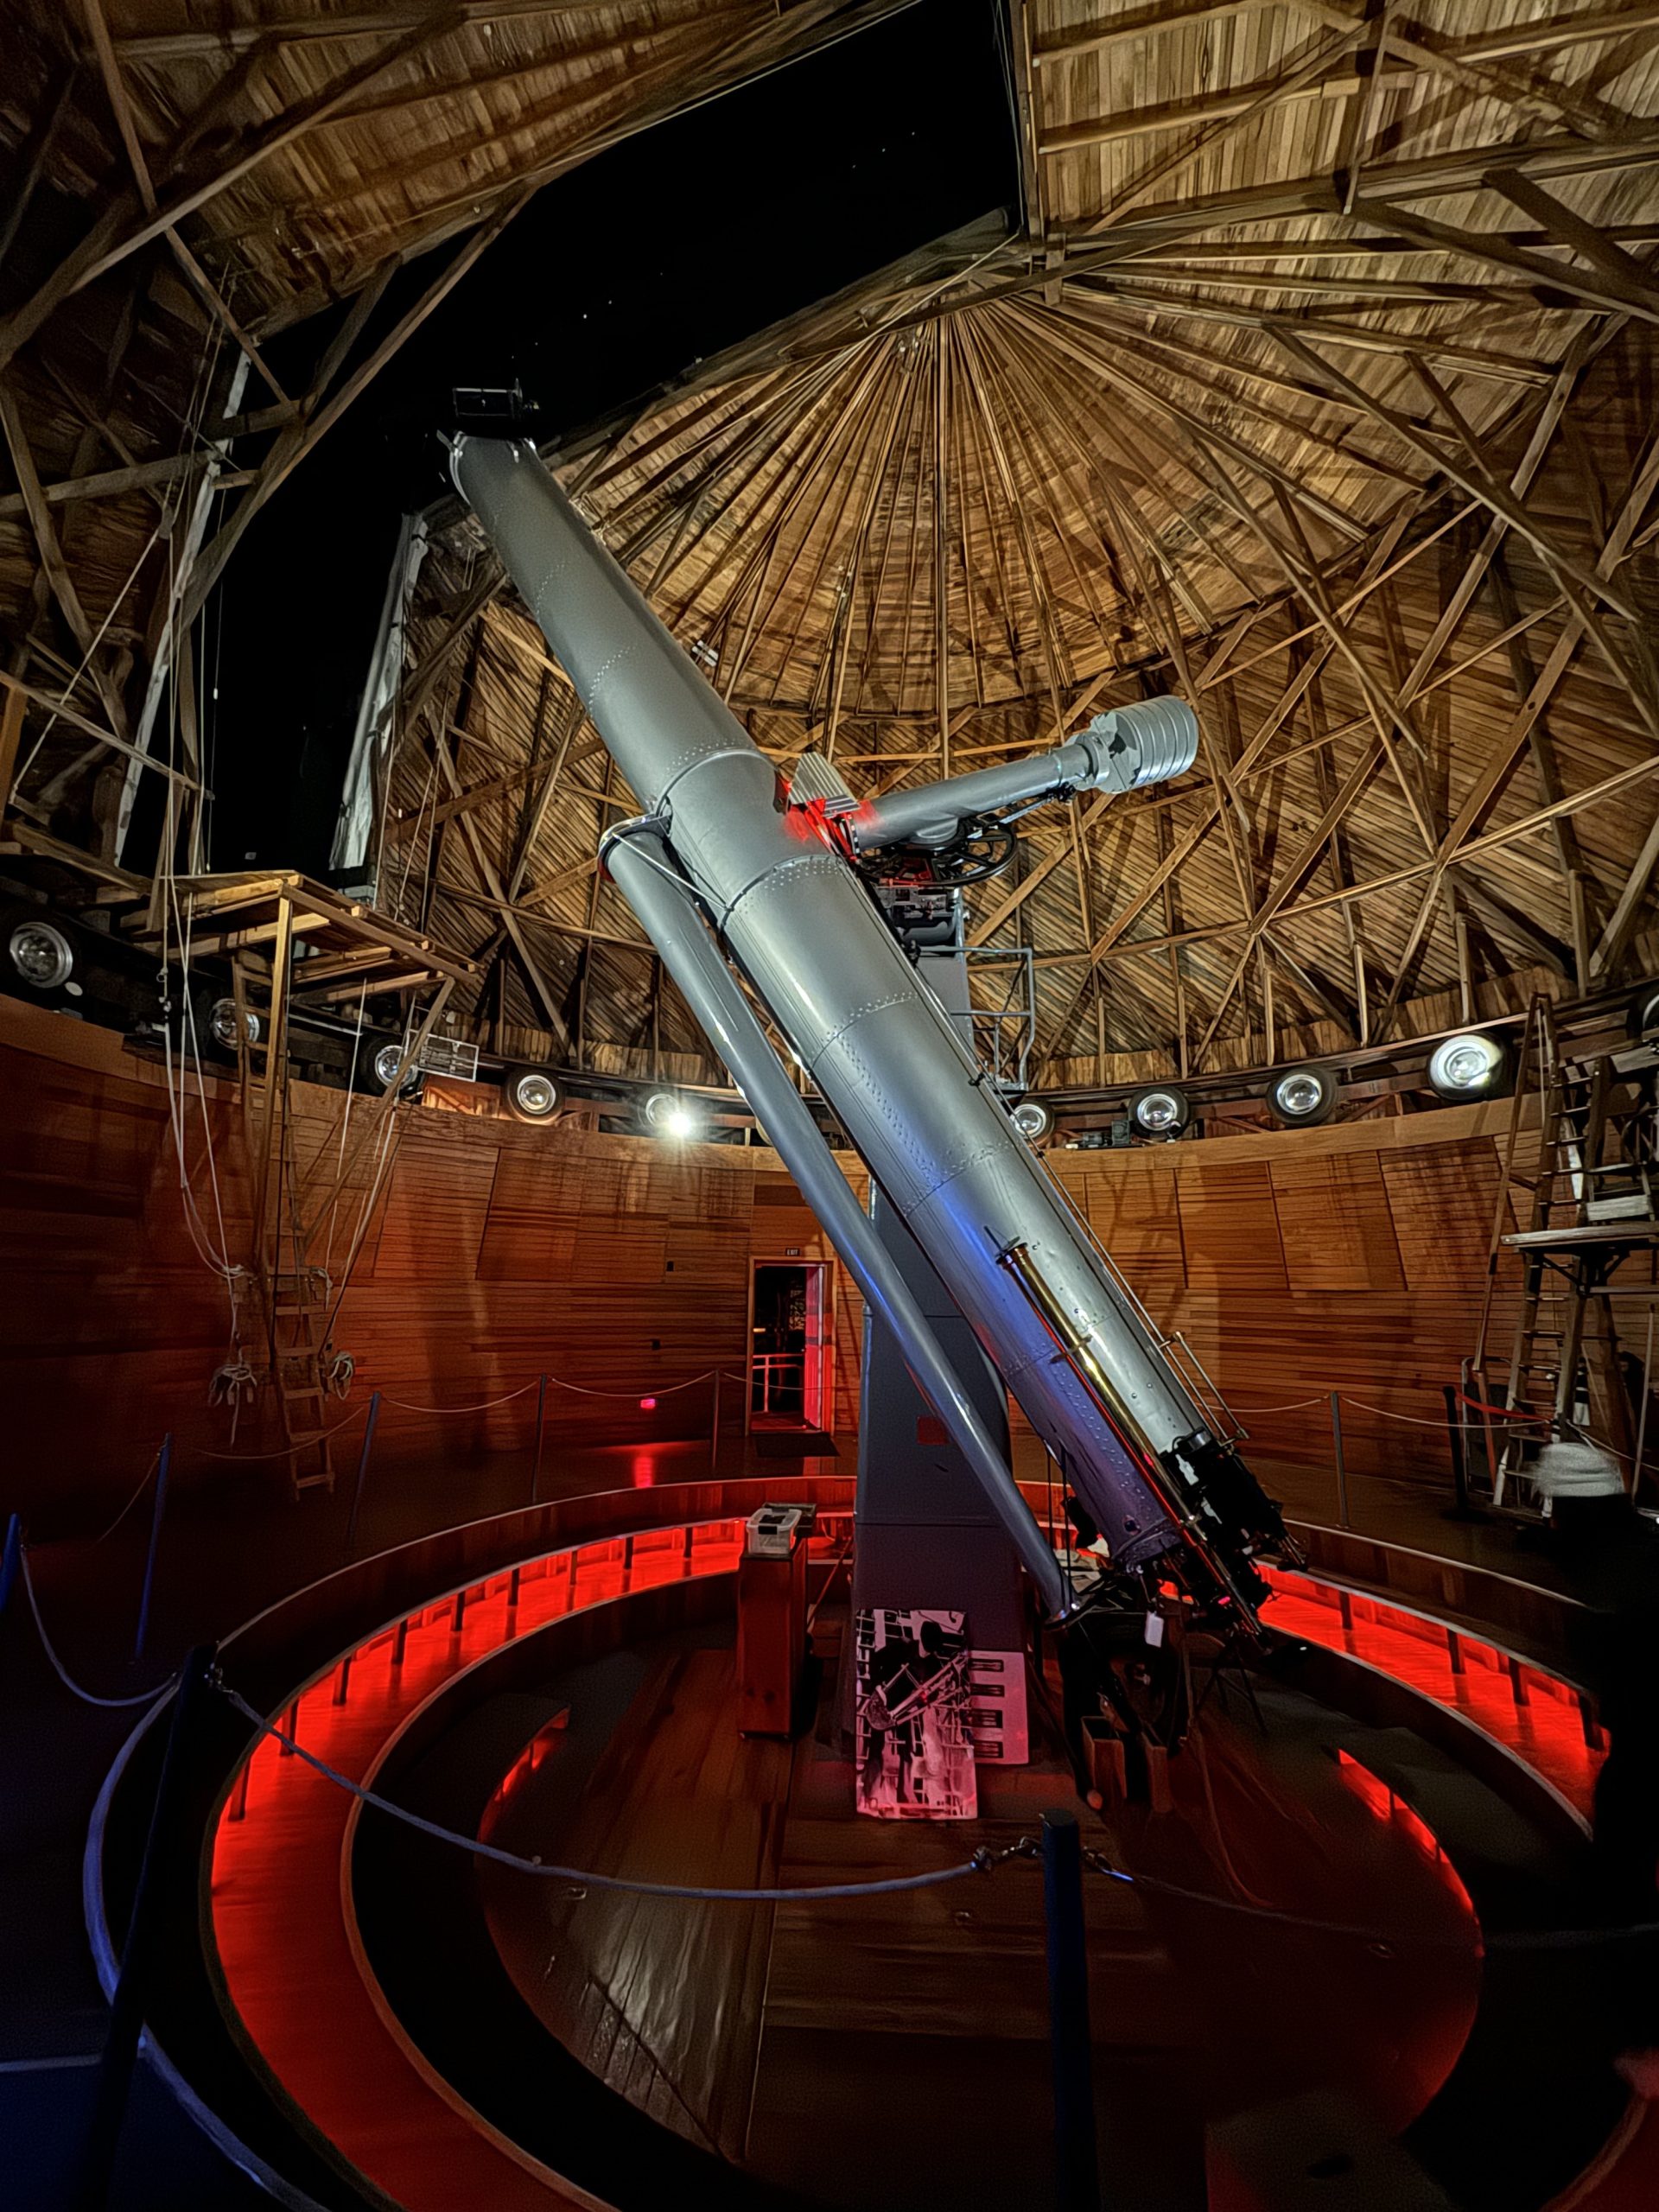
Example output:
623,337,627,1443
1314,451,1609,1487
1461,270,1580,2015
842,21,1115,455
746,1256,835,1433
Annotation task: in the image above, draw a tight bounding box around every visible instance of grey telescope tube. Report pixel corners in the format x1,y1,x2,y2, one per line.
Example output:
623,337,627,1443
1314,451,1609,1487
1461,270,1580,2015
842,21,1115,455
450,436,1263,1590
605,828,1068,1617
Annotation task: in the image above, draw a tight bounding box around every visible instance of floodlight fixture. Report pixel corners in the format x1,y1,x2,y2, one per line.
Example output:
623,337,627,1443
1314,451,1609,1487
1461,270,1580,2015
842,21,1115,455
9,918,73,990
1427,1032,1510,1100
1127,1084,1191,1139
645,1090,700,1140
1268,1065,1338,1127
504,1066,560,1122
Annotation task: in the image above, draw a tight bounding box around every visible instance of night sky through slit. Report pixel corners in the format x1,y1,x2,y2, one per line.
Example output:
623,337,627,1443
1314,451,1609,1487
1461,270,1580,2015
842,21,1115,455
191,0,1019,879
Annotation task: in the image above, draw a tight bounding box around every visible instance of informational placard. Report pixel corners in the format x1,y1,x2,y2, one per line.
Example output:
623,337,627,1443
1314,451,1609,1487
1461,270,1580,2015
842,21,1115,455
854,1607,978,1821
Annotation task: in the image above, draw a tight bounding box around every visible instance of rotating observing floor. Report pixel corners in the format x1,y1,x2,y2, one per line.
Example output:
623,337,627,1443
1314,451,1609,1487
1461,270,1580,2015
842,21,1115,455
471,1623,1489,2211
207,1520,1645,2212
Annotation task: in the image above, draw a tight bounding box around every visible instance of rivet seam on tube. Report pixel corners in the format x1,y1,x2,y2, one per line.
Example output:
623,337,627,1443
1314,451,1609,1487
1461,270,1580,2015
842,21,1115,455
722,852,847,925
806,993,912,1061
657,747,766,817
823,1037,935,1178
897,1136,1023,1221
584,639,640,703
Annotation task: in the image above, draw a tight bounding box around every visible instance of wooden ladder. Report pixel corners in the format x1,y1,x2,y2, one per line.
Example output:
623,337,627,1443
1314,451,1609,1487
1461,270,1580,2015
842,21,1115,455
270,1265,338,1497
232,938,337,1497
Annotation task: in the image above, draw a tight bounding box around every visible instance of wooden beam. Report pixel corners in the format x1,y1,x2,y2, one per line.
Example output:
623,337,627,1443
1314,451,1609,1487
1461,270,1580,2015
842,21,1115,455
184,193,528,628
0,381,133,742
111,0,722,58
1271,325,1645,626
1040,58,1401,159
0,684,25,817
1034,0,1344,66
430,726,571,1048
1488,168,1659,312
0,68,76,275
0,669,201,793
1357,192,1659,327
0,7,466,374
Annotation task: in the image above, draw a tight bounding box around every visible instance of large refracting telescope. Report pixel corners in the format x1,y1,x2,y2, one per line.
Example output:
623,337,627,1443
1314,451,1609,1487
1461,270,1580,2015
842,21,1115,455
450,433,1289,1634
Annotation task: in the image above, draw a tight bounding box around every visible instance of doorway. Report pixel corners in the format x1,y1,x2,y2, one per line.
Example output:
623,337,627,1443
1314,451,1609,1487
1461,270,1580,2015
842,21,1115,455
750,1261,832,1431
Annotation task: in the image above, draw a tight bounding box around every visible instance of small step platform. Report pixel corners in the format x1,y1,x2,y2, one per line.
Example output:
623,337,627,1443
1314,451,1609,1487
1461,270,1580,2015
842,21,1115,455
121,868,477,1003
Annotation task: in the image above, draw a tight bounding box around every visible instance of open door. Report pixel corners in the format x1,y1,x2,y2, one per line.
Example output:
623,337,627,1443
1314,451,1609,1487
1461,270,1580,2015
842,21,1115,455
751,1260,833,1431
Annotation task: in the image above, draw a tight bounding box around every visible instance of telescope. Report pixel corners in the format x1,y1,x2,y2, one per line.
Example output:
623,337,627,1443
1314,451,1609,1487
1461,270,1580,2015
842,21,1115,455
450,432,1289,1634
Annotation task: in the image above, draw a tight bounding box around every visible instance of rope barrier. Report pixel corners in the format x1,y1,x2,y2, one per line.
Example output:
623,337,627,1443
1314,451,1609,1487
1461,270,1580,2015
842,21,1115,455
219,1684,1007,1899
213,1678,1659,1953
387,1353,729,1407
35,1442,162,1548
1084,1847,1659,1955
189,1405,369,1463
17,1550,179,1711
1339,1397,1459,1429
543,1369,722,1399
1224,1395,1327,1414
381,1381,541,1415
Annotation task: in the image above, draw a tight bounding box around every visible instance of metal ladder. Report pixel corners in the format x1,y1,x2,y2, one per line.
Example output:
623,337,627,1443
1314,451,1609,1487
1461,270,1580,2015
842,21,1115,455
1475,1000,1651,1503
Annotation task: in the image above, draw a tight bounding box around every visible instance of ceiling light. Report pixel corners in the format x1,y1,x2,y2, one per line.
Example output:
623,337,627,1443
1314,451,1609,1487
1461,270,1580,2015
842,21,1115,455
1128,1084,1190,1139
504,1065,560,1122
645,1090,699,1139
372,1041,419,1091
9,918,73,990
1268,1065,1338,1127
1427,1033,1509,1100
1011,1098,1052,1142
208,997,259,1050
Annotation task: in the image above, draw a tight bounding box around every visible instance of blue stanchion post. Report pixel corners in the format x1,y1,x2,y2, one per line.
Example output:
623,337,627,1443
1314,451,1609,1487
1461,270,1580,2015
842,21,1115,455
132,1436,171,1662
0,1512,21,1622
76,1643,216,2209
345,1391,381,1555
530,1373,548,1504
1042,1807,1101,2212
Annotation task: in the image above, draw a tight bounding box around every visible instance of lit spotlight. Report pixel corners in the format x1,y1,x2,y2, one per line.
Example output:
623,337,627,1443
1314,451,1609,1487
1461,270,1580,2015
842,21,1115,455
1011,1098,1052,1142
644,1090,700,1139
1427,1032,1510,1101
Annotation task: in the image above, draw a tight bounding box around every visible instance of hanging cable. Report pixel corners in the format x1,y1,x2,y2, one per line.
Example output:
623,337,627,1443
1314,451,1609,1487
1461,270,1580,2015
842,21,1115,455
219,1683,1012,1899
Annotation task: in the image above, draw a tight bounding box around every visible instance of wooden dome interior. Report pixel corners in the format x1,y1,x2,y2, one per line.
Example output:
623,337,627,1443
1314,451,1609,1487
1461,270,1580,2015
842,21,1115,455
4,0,1659,1089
